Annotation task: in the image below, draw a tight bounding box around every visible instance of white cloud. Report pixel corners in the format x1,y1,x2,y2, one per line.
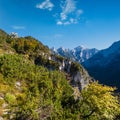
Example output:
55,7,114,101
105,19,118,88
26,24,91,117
36,0,83,25
60,0,76,20
76,9,83,17
60,13,67,20
12,26,25,30
57,0,83,25
64,21,71,25
57,18,78,25
36,0,54,11
57,21,63,25
77,9,83,15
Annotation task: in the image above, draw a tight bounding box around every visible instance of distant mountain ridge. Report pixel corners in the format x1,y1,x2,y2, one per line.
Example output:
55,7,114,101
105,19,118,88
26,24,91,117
51,46,99,63
83,40,120,91
52,40,120,91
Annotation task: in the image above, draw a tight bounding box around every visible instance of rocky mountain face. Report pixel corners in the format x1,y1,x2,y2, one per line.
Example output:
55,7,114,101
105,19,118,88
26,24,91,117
52,40,120,91
35,53,91,91
83,40,120,91
0,29,91,92
0,29,92,119
51,46,98,63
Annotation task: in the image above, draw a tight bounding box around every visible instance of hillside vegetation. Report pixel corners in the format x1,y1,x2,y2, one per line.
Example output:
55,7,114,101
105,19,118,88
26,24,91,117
0,29,119,120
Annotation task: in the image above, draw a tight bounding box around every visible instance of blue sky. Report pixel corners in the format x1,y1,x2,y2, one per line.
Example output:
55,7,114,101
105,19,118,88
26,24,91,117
0,0,120,50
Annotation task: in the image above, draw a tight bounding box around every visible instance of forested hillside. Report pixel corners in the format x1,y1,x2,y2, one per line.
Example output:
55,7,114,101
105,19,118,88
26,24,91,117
0,29,119,120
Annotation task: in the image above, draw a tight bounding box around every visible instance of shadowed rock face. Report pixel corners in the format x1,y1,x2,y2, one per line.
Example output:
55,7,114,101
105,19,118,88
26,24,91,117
50,46,97,90
83,40,120,91
71,71,90,91
60,58,91,91
35,53,91,91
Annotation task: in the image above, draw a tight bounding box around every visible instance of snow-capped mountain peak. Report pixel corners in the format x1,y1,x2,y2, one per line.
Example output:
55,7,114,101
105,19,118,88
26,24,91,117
74,45,86,51
51,46,99,63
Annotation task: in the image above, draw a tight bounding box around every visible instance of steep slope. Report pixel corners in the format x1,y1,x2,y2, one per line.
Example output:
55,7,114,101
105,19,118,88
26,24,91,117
51,46,98,63
0,54,75,119
0,29,119,120
0,29,90,119
0,29,15,54
83,40,120,91
0,29,91,91
0,29,91,119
